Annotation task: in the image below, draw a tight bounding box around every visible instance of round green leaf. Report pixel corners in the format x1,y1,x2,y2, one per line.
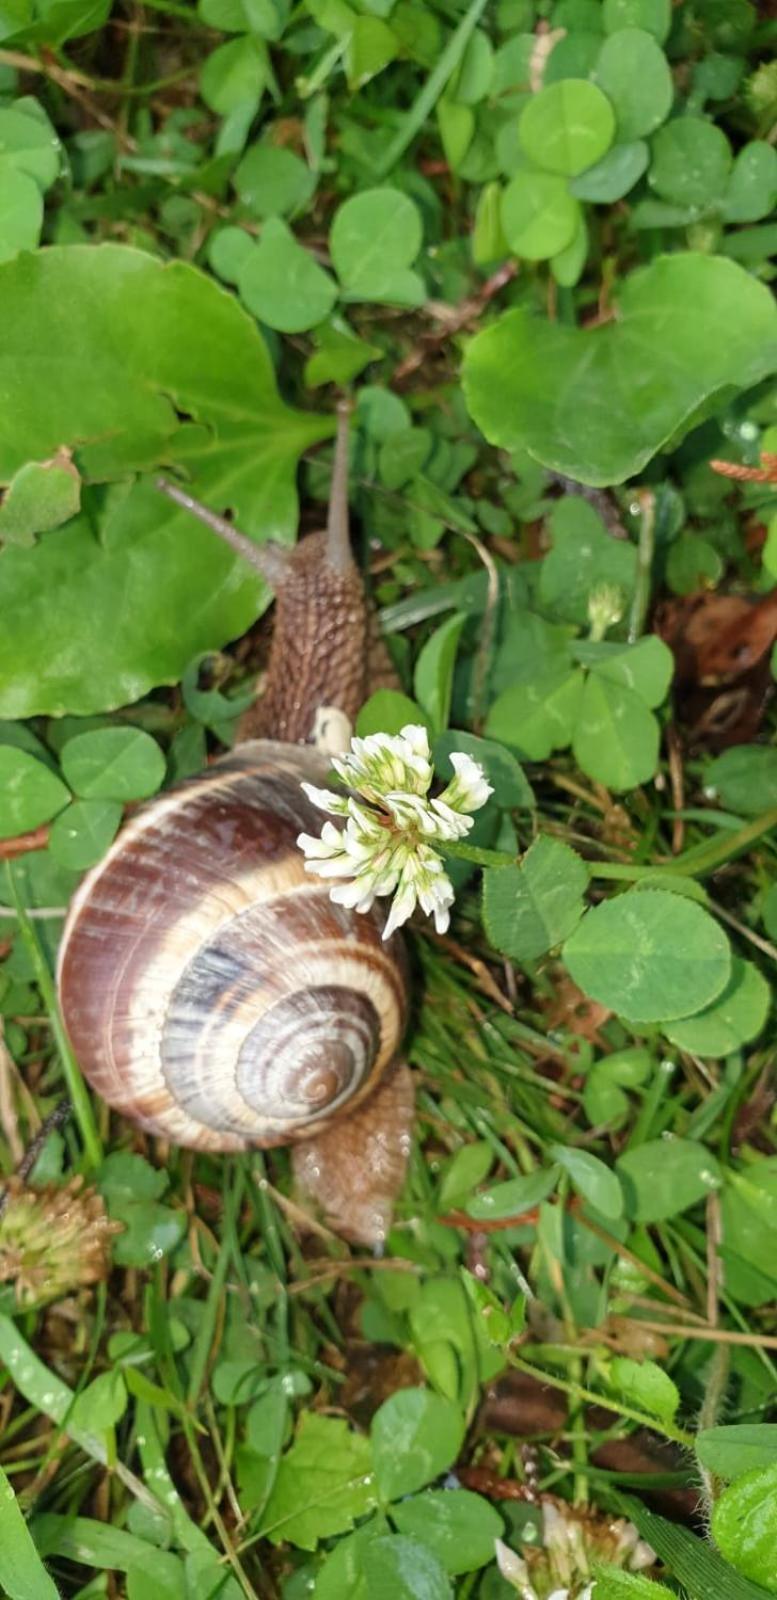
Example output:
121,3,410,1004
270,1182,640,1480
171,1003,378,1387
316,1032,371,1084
379,426,433,489
462,254,777,486
207,224,255,285
663,959,770,1058
0,245,333,717
704,746,777,816
370,1388,465,1500
61,727,166,800
330,187,424,306
237,218,337,332
466,1166,560,1222
356,689,431,739
485,669,584,762
762,884,777,942
723,141,777,224
603,0,671,41
391,1491,504,1575
541,497,637,626
584,636,674,709
363,1536,452,1600
595,28,673,141
572,674,659,791
0,455,80,546
0,108,60,190
438,98,475,172
649,117,733,208
0,162,42,262
482,837,589,961
563,891,731,1023
607,1356,679,1423
438,1142,494,1209
551,214,588,287
519,79,615,176
545,31,602,85
570,139,649,202
617,1137,722,1222
549,1144,624,1219
454,29,494,105
697,1425,777,1483
666,531,723,595
712,1463,777,1589
501,170,580,258
233,142,315,219
0,746,69,837
199,36,266,114
48,798,122,870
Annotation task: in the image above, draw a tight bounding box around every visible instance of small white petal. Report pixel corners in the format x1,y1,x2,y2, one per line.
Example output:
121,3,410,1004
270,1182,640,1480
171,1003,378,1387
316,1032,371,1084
399,724,431,757
629,1541,657,1572
437,751,493,815
330,878,378,913
451,750,493,806
384,792,439,834
382,882,418,941
296,827,343,859
300,782,349,815
427,798,475,839
494,1539,534,1594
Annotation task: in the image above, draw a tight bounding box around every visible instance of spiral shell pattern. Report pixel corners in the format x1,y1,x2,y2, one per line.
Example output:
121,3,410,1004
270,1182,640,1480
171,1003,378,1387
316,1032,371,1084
56,742,407,1150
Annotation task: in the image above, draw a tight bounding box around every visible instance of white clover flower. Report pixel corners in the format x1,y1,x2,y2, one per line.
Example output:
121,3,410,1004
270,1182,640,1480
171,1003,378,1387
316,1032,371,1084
296,724,492,941
587,581,625,642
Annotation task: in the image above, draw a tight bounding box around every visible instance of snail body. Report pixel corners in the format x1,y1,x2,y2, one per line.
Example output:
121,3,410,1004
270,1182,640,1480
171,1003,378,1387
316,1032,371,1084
56,410,414,1241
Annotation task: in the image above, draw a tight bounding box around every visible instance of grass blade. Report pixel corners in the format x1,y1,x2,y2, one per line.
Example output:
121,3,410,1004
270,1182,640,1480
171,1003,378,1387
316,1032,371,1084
373,0,489,179
616,1494,776,1600
0,1465,61,1600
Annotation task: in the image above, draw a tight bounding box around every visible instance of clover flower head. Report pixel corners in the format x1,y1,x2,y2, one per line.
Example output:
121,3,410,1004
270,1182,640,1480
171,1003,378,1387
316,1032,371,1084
494,1498,655,1598
587,582,625,642
0,1176,122,1309
297,724,492,940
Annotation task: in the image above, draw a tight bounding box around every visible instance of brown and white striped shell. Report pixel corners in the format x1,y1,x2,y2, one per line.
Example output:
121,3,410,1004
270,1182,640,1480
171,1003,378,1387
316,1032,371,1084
57,741,408,1152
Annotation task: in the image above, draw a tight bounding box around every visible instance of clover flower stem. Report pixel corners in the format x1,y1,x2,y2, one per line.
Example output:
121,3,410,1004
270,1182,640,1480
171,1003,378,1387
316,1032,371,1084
5,863,103,1172
627,487,656,643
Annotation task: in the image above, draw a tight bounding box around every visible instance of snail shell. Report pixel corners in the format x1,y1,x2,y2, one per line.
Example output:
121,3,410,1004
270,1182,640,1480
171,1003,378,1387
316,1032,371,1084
57,742,408,1152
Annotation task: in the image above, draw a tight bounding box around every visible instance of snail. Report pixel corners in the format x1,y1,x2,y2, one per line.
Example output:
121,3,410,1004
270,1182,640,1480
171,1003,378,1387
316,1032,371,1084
56,407,414,1244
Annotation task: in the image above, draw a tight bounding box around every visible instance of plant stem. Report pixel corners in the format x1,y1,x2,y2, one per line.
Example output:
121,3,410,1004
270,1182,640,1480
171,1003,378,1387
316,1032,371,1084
373,0,489,178
507,1352,694,1449
669,805,777,877
628,489,656,643
445,807,777,885
5,863,103,1172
